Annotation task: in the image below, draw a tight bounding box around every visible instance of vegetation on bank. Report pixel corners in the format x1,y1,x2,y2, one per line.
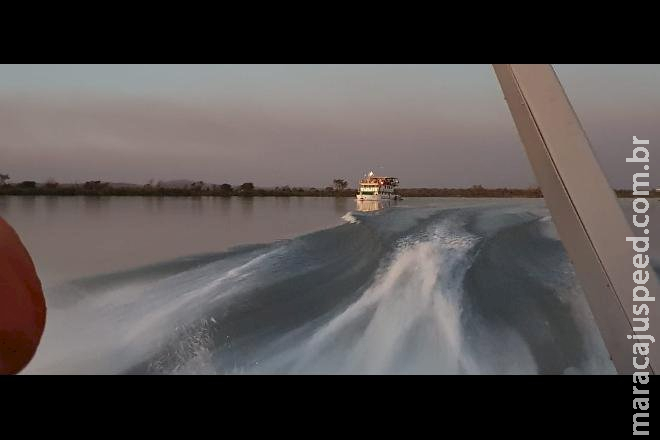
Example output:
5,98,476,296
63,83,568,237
0,176,641,198
0,179,358,197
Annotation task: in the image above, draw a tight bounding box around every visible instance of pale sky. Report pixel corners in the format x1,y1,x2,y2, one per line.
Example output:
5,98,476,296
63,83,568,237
1,64,658,188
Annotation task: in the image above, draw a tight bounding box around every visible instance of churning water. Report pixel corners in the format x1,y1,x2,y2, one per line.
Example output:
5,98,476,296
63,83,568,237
21,197,655,374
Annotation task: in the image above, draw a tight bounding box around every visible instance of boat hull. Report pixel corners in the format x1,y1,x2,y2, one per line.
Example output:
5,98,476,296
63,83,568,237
356,193,401,201
357,194,390,201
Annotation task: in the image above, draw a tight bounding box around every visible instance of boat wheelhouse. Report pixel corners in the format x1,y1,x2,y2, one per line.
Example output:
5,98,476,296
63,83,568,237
356,171,401,201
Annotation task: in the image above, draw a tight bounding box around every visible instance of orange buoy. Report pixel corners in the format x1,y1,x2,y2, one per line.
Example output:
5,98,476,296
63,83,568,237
0,217,46,374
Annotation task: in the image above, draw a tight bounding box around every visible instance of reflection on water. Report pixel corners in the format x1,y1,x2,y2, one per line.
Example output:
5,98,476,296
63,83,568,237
190,197,205,215
83,196,108,215
144,196,165,214
356,199,392,212
213,196,232,213
0,196,355,287
333,197,349,215
19,195,37,215
44,196,60,213
239,196,254,216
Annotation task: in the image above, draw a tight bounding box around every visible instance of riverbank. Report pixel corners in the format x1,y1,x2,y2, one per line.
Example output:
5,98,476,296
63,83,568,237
0,185,640,198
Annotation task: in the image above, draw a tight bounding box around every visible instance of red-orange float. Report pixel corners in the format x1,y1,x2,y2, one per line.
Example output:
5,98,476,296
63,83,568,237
0,217,46,374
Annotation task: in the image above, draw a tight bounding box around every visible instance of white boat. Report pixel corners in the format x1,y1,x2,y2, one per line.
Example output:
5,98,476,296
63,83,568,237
356,171,401,201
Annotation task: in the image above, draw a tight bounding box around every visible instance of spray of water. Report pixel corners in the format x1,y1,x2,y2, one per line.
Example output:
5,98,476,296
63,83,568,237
24,201,617,374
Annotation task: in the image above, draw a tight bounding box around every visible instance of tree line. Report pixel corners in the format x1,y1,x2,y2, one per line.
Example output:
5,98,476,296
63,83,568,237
0,176,356,197
0,174,639,198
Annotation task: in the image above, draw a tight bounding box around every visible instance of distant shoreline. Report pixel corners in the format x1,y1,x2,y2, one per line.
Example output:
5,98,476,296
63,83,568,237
0,185,640,198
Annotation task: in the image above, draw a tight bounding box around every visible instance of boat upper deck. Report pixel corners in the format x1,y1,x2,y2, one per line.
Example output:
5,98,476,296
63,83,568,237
359,176,399,187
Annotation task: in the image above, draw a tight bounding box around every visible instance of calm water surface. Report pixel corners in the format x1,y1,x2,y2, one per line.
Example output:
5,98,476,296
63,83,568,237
0,196,355,286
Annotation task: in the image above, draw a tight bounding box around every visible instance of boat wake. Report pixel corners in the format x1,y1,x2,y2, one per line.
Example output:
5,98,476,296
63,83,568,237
26,201,631,374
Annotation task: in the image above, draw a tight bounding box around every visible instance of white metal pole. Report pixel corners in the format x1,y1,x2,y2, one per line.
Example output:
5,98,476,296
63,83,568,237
493,64,658,374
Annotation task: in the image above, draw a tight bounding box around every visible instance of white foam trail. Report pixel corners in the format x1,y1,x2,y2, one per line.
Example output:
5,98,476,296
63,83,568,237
341,212,359,224
272,217,481,374
151,319,216,375
536,215,560,241
24,247,284,374
25,202,613,375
